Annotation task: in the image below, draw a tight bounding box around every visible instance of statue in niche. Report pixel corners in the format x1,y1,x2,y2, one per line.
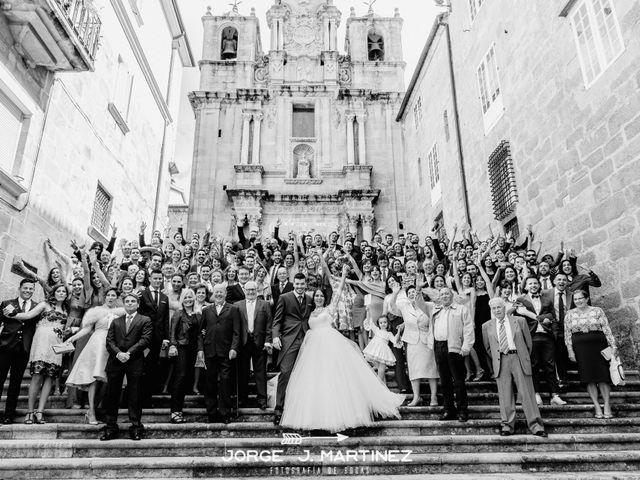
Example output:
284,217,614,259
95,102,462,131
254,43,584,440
221,27,238,60
294,144,313,179
367,31,384,61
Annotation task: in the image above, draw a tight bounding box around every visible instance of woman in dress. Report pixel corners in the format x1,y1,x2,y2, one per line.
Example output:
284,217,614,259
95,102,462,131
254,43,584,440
65,277,88,408
391,283,439,407
319,255,355,341
280,265,405,432
168,288,201,423
3,284,70,424
64,287,125,424
564,290,617,419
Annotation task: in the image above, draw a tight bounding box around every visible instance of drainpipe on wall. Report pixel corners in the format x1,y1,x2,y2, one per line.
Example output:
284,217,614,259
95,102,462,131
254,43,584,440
442,16,472,229
152,36,180,232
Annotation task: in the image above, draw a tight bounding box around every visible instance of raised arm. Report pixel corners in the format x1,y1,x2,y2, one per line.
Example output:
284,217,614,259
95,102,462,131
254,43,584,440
328,265,349,310
4,301,47,320
475,257,495,298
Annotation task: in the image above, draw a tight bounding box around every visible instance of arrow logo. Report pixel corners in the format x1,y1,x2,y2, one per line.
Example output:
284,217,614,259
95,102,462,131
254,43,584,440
280,433,349,445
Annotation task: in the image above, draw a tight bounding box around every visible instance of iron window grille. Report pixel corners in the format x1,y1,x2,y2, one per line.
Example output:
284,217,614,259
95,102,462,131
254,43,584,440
488,140,518,220
91,184,112,234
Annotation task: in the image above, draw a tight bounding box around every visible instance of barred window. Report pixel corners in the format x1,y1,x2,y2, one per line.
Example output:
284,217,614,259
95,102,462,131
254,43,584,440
504,217,520,240
488,140,518,220
427,143,440,189
413,96,423,129
91,184,112,234
469,0,486,23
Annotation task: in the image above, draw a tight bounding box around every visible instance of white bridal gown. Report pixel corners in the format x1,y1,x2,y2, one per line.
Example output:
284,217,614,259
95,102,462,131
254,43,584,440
280,306,405,432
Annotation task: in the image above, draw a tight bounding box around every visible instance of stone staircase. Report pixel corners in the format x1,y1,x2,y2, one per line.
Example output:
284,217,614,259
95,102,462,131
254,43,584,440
1,370,640,478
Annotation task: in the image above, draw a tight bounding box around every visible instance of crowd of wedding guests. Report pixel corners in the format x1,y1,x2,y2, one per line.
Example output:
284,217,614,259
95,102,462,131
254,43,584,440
0,216,619,439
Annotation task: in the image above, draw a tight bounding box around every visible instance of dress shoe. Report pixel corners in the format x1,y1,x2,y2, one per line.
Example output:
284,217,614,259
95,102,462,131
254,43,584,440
129,428,143,441
440,412,457,421
273,413,282,426
2,416,13,425
550,394,567,405
100,430,118,441
534,430,548,438
457,411,469,423
500,429,513,436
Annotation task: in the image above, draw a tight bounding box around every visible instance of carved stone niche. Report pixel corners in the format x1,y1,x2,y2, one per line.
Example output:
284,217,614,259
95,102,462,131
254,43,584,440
342,165,373,189
234,164,264,187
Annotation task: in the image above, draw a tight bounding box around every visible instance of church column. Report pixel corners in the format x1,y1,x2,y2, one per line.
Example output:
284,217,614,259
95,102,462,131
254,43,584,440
240,112,252,164
362,213,375,242
323,18,330,50
252,112,263,165
277,19,284,50
356,113,367,165
345,114,355,165
348,214,359,237
270,21,278,50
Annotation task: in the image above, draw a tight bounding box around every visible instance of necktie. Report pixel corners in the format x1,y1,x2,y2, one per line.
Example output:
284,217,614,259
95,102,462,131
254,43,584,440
19,300,24,312
542,278,549,290
125,315,133,334
298,295,304,307
280,283,286,292
498,319,509,354
153,290,159,307
558,293,565,324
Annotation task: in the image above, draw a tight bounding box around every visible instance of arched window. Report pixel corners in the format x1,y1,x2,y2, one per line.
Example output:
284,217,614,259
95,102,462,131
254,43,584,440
221,26,238,60
367,31,384,61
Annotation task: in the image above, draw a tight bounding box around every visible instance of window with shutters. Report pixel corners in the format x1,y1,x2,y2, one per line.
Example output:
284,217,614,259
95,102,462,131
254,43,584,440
567,0,624,88
477,43,504,134
0,89,24,176
108,55,134,134
488,141,518,220
469,0,486,24
91,184,113,235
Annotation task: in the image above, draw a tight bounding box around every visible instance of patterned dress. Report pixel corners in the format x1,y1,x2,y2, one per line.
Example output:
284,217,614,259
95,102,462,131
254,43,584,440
28,310,68,378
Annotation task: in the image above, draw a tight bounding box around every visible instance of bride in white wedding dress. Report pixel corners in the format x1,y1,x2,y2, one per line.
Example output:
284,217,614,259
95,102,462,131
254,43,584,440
280,265,405,432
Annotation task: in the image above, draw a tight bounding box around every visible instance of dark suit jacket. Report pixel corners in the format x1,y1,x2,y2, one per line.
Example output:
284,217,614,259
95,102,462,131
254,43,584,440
0,298,38,353
137,288,170,344
236,298,273,349
105,313,152,375
542,288,575,338
198,303,241,358
482,315,532,378
271,281,293,312
226,284,246,304
272,291,313,362
516,293,557,336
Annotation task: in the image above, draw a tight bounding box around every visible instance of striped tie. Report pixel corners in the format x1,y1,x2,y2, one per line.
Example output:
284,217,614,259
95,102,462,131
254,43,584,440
498,319,509,354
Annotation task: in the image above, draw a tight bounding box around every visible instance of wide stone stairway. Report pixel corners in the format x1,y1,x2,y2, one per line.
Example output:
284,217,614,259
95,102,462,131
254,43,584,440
1,369,640,479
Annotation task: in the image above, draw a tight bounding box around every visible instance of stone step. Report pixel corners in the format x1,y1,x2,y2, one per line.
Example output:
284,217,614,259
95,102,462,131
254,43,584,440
8,403,640,424
1,433,639,459
3,417,640,440
1,449,640,478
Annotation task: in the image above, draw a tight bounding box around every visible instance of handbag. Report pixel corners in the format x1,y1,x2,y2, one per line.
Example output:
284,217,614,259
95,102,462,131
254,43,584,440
52,343,75,355
608,355,626,386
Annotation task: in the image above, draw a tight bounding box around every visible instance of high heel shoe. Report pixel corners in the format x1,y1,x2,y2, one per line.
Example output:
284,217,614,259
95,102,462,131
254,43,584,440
85,412,98,425
465,373,473,382
24,412,34,424
34,411,45,424
473,370,485,381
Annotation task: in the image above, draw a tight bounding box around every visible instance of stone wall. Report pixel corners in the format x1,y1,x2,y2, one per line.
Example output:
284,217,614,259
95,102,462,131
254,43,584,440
399,1,640,365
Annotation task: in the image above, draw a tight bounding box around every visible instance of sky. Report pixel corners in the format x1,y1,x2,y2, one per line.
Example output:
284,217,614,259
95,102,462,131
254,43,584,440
172,0,442,196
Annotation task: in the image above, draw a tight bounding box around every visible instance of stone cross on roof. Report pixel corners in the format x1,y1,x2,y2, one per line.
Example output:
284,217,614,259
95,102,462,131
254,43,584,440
363,0,378,14
229,0,242,13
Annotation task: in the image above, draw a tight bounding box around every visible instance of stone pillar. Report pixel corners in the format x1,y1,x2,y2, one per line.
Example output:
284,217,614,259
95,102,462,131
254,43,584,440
348,213,359,237
277,19,284,50
356,113,367,165
362,213,375,242
270,22,278,50
323,18,330,50
240,112,252,164
252,113,263,165
346,114,355,165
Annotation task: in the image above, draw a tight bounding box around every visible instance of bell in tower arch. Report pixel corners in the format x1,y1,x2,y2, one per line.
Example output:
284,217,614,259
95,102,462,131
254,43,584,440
221,26,238,60
367,30,384,61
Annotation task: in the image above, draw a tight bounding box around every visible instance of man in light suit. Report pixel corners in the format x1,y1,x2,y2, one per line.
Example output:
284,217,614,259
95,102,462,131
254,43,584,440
483,297,547,437
101,294,152,441
197,284,241,424
0,278,38,424
235,281,273,409
428,287,474,422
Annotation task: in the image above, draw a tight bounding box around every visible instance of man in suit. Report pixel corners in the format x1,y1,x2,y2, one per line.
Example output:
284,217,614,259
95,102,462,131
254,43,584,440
543,273,575,384
0,278,38,424
235,281,273,409
197,284,241,423
428,287,474,422
271,267,294,312
516,276,566,406
272,273,313,426
226,265,250,304
138,269,170,403
101,294,152,441
483,297,547,437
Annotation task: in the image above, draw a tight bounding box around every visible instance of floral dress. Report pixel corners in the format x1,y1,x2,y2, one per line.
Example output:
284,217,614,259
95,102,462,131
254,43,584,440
28,309,68,378
329,274,355,331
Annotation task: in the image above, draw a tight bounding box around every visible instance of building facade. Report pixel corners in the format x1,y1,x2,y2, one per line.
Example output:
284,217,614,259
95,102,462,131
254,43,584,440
0,0,194,297
397,0,640,364
187,0,406,239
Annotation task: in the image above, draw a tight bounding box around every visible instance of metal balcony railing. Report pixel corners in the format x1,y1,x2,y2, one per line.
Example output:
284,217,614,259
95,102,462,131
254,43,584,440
54,0,101,61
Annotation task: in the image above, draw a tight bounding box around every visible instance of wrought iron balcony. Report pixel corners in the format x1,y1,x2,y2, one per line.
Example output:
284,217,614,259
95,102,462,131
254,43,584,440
0,0,101,72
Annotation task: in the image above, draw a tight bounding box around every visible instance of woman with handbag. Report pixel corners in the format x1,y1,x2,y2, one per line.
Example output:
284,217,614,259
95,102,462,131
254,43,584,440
564,289,618,419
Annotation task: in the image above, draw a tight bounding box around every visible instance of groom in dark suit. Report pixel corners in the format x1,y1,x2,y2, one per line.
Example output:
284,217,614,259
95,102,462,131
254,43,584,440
0,278,38,424
272,273,313,425
101,294,152,441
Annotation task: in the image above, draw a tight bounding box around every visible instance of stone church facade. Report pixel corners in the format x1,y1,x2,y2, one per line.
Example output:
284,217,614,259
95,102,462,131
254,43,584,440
187,0,406,239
